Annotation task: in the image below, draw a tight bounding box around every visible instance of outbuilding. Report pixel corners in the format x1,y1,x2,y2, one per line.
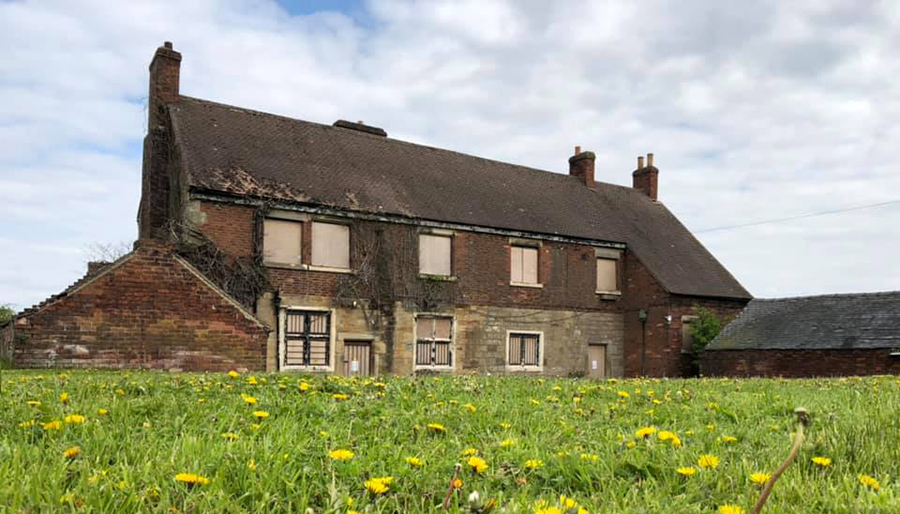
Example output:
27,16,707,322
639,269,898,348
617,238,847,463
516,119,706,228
701,292,900,377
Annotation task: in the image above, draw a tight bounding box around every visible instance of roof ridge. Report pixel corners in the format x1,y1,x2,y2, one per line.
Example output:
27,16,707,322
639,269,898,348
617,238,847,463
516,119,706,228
175,95,640,194
752,291,900,302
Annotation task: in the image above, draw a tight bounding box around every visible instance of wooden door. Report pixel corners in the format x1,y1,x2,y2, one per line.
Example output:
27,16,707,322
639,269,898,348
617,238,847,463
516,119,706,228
588,344,606,378
343,341,371,376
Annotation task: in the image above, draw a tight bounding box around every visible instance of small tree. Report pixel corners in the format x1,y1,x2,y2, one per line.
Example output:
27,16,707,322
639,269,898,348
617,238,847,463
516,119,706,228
688,308,723,375
0,305,13,325
690,308,723,355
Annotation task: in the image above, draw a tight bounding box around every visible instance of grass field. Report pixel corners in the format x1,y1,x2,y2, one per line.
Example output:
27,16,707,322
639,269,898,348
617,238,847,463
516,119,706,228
1,371,898,513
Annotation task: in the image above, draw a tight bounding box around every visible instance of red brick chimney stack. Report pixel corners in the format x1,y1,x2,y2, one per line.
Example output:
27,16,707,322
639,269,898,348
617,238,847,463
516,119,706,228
632,152,659,200
569,146,595,188
148,41,181,130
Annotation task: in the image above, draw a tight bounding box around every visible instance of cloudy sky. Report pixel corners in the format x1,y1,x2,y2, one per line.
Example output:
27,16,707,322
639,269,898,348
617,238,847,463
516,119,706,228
2,0,899,310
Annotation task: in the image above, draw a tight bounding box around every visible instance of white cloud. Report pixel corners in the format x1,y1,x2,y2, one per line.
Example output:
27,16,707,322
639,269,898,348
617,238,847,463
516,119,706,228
0,0,898,310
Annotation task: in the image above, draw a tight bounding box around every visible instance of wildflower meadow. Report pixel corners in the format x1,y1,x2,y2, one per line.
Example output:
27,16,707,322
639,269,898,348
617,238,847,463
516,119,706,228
1,371,898,513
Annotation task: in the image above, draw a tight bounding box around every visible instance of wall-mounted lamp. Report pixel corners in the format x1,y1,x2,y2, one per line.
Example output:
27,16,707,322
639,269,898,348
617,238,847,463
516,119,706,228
665,315,672,325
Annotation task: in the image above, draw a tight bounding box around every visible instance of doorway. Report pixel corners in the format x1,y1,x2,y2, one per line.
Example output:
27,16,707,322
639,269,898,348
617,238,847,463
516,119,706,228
343,341,371,376
588,344,606,378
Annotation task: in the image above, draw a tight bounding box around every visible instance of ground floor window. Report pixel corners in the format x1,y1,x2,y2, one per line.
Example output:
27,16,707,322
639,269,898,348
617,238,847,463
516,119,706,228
283,309,331,368
507,331,542,369
415,315,453,367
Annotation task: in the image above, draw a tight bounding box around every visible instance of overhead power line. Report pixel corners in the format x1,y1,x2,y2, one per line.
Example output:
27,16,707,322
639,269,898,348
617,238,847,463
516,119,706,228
695,199,900,234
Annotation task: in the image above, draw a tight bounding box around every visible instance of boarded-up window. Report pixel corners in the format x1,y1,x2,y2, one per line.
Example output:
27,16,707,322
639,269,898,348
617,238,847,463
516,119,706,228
311,222,350,269
284,310,331,367
508,332,541,367
511,245,538,284
596,258,618,292
419,234,452,276
415,315,453,367
263,218,302,265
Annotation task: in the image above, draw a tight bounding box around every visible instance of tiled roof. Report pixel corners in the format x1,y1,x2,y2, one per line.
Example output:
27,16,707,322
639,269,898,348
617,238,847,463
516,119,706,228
707,291,900,351
169,96,751,300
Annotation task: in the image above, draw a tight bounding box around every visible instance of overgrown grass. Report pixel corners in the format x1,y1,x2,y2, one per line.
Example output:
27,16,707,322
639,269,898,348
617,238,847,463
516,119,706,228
1,371,898,513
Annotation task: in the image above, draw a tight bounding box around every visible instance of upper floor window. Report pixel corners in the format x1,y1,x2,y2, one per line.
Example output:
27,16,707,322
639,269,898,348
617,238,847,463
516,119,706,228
311,222,350,269
419,234,452,276
263,218,302,266
510,245,539,285
596,257,618,293
415,315,453,368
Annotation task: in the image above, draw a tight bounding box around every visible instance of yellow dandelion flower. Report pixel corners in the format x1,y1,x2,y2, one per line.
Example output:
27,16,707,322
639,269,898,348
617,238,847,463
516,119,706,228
500,438,516,447
64,414,86,425
63,446,81,459
222,432,239,441
97,408,108,416
228,370,239,378
658,430,676,441
19,419,36,429
115,389,125,396
60,393,69,404
426,423,446,433
721,435,738,443
332,393,349,401
241,395,257,405
174,473,210,486
617,391,630,399
364,476,392,494
252,411,270,419
499,422,511,429
26,400,41,406
467,456,488,473
812,456,832,466
299,382,311,391
552,385,563,391
329,449,355,461
405,456,424,466
750,473,771,486
718,505,745,514
698,455,720,468
246,376,258,385
635,426,657,438
524,459,544,469
464,403,477,412
859,474,880,491
462,448,478,456
43,420,62,431
451,478,463,489
247,459,256,471
677,466,697,476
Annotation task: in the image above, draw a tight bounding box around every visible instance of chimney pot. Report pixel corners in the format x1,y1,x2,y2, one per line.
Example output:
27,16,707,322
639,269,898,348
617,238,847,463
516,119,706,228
632,153,659,201
164,41,173,49
574,145,581,155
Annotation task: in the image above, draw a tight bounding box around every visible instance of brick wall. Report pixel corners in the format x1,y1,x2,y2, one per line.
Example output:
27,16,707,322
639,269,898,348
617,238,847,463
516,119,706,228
701,349,900,377
620,251,748,377
13,240,269,371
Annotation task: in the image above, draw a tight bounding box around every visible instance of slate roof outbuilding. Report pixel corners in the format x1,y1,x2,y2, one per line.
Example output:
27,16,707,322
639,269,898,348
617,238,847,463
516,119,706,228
168,96,751,300
706,292,900,351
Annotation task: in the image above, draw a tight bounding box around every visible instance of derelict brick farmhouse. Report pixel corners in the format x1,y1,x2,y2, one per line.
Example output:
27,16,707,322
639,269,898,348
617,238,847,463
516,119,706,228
1,42,754,376
701,292,900,377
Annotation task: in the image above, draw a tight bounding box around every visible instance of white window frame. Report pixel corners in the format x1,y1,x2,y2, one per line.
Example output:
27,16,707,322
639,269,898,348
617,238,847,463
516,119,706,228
279,306,336,372
510,244,542,288
413,313,456,371
418,232,453,277
262,217,304,267
310,221,351,272
505,330,544,371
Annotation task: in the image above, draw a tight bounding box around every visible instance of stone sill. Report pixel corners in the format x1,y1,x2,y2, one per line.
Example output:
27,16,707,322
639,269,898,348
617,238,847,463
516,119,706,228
595,290,622,300
510,281,543,289
265,262,355,275
419,274,458,282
